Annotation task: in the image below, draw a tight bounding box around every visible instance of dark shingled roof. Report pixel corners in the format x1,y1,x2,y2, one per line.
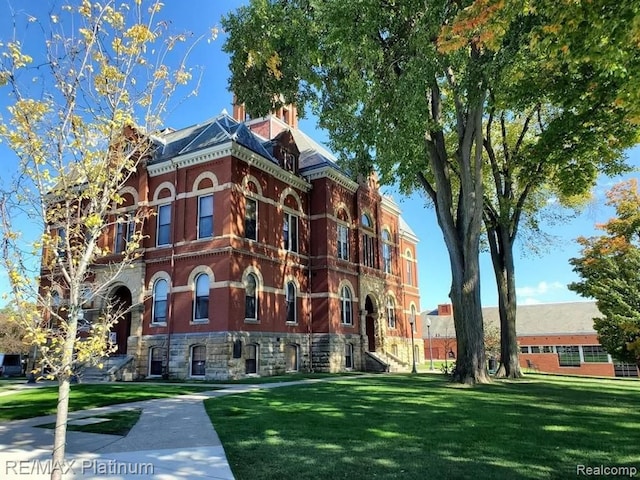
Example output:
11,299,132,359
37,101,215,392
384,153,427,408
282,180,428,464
151,113,277,164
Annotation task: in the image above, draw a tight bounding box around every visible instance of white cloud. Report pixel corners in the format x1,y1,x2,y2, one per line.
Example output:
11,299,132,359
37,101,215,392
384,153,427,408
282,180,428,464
515,281,564,298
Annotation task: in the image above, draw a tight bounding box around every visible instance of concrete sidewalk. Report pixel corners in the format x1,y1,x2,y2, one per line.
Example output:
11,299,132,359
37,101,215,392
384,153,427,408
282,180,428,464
0,378,348,479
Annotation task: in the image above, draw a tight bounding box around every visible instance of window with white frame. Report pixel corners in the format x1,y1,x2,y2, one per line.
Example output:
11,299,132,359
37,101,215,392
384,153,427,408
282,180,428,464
190,345,206,376
557,345,580,367
337,223,349,260
193,273,209,321
157,204,171,246
152,279,168,324
245,273,258,320
283,212,298,252
340,285,353,325
115,215,135,253
286,282,297,323
582,345,609,362
406,252,413,285
361,214,375,268
386,296,396,329
382,230,393,274
245,197,257,241
198,194,214,239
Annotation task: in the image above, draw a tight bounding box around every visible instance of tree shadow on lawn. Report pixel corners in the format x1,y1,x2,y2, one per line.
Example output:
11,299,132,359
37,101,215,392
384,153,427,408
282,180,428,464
205,375,640,480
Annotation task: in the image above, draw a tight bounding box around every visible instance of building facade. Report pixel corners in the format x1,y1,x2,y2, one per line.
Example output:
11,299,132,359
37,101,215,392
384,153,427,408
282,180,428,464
63,105,421,380
422,302,639,378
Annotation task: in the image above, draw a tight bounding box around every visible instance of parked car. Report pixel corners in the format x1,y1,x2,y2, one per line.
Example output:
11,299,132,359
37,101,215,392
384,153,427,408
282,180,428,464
0,353,23,377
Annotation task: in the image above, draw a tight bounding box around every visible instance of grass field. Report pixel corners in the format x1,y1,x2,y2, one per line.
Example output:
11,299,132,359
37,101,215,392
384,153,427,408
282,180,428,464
0,383,214,421
204,374,640,480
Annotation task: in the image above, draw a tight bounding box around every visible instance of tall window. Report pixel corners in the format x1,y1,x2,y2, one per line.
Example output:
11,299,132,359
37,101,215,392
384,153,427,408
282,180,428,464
152,279,168,324
557,346,580,367
345,343,353,369
286,344,299,371
286,282,297,323
115,215,135,253
245,198,257,241
382,230,393,274
56,227,67,259
245,274,258,320
245,344,258,374
149,347,164,376
337,223,349,260
406,252,413,286
193,274,209,321
198,194,214,239
582,345,609,363
157,204,171,246
340,285,353,325
190,345,206,376
283,212,298,252
386,296,396,329
361,214,375,268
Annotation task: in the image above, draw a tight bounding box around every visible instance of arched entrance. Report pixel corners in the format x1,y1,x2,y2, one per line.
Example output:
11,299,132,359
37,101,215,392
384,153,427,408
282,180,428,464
364,295,377,352
110,286,132,354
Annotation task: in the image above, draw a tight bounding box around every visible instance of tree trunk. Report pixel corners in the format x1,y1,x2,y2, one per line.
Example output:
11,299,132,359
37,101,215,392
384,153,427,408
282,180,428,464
51,377,71,480
50,305,79,480
487,224,522,378
449,253,490,384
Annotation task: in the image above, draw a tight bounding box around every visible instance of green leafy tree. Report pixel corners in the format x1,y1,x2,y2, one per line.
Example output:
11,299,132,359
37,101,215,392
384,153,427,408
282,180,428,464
0,2,212,477
569,180,640,369
222,0,640,383
224,0,502,384
0,305,30,354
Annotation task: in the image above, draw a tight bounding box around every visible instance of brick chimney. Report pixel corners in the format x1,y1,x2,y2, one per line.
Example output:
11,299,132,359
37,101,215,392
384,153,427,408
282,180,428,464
437,304,452,316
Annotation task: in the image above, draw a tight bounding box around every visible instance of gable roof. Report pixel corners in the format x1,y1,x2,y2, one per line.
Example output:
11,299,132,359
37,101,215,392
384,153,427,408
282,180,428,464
421,301,600,338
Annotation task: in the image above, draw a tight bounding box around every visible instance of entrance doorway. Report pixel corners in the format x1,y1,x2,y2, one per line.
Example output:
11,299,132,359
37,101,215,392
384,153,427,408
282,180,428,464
364,295,376,352
110,286,132,354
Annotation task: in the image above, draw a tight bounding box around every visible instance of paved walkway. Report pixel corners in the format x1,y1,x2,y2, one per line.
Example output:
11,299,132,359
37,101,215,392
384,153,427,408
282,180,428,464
0,378,351,479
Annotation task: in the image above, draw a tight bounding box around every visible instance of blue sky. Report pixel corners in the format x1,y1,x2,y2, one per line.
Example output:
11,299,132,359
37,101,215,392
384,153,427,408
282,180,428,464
0,0,637,310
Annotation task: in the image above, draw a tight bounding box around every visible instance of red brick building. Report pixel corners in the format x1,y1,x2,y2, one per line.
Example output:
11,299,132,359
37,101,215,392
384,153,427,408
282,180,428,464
79,104,421,379
422,302,639,378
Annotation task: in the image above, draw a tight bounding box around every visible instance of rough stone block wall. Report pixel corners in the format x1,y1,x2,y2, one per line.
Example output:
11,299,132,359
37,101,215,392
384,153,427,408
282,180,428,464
311,333,362,373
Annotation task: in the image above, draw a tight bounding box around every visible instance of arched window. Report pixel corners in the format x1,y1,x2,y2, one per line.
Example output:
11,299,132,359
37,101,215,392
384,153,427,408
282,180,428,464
152,279,168,324
286,282,296,323
245,273,258,320
190,345,206,376
193,274,209,321
382,230,392,274
386,296,396,329
286,344,299,372
283,212,298,252
148,347,165,376
340,285,353,325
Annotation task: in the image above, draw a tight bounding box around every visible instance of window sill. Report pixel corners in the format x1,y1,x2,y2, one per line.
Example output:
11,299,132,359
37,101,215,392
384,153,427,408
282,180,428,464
191,319,209,325
244,318,259,324
150,322,167,327
285,321,298,326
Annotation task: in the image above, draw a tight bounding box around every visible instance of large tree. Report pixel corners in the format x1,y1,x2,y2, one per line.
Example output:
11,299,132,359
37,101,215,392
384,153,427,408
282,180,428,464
0,2,210,477
223,0,640,382
224,0,503,384
569,180,640,370
479,0,639,378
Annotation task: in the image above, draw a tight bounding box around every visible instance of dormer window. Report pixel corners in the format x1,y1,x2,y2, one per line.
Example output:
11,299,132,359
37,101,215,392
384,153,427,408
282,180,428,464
280,147,296,173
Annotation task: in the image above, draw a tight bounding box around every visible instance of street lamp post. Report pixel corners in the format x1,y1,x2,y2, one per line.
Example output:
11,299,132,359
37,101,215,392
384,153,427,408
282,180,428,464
427,318,434,370
409,314,417,374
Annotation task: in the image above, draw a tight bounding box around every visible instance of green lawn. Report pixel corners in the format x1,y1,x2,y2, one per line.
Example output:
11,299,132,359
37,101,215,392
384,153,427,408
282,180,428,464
204,374,640,480
0,383,214,421
37,409,142,436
